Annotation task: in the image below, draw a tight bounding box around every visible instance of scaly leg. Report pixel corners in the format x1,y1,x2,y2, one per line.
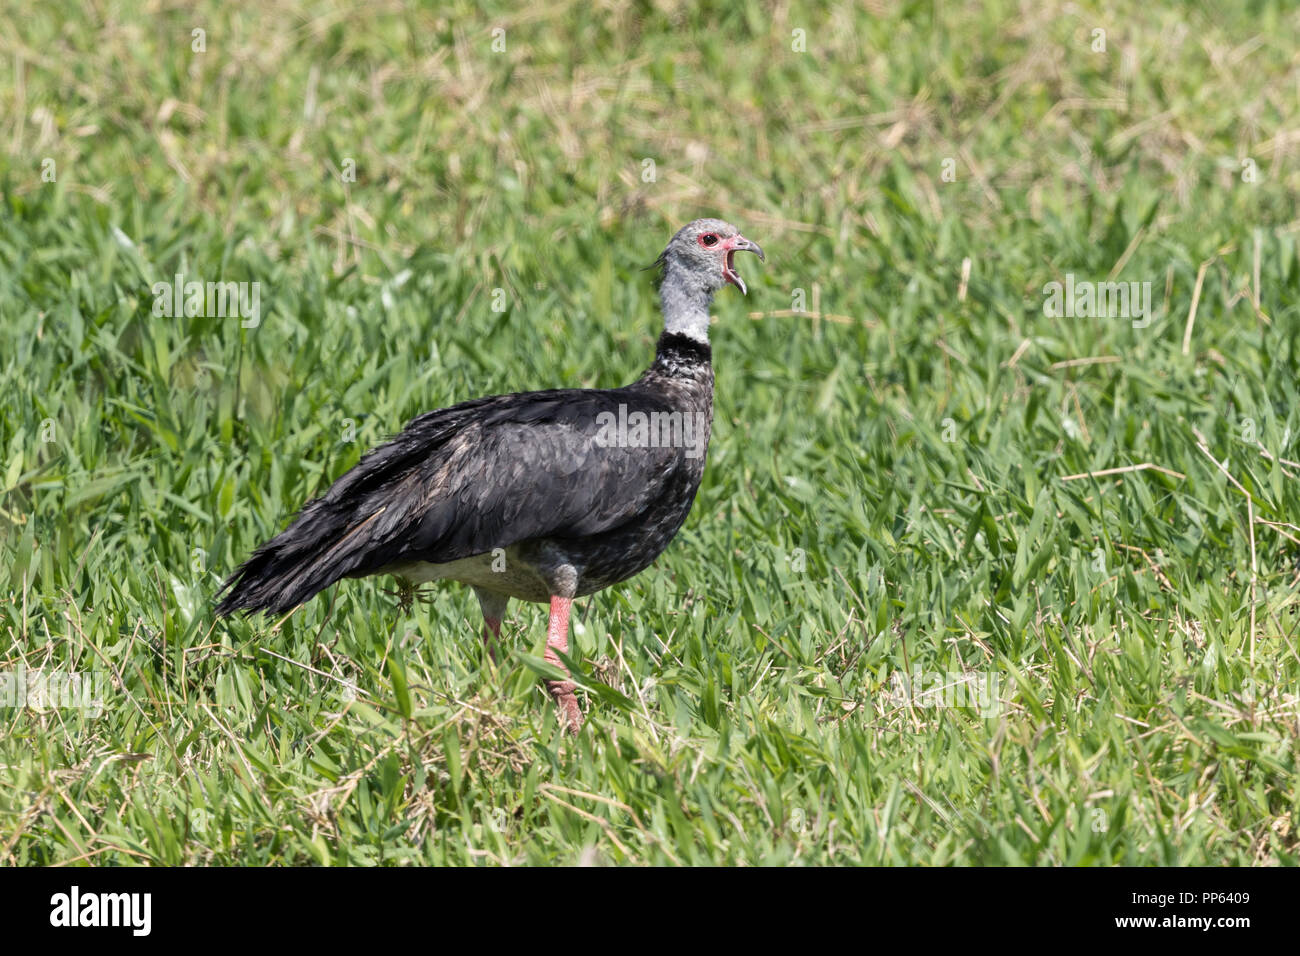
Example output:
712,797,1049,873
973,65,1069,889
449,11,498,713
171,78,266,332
544,595,582,733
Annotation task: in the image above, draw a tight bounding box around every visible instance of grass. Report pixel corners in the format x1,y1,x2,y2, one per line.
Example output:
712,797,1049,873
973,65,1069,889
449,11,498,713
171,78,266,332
1,0,1298,865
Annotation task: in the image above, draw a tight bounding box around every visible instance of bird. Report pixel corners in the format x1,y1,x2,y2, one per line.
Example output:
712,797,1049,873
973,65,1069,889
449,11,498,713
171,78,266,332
215,218,765,732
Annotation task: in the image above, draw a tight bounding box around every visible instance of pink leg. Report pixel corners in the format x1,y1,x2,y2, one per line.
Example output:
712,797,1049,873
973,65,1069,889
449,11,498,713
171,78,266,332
544,596,582,733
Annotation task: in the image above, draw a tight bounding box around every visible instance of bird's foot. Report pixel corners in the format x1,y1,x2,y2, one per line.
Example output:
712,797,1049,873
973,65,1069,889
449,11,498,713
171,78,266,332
547,679,583,734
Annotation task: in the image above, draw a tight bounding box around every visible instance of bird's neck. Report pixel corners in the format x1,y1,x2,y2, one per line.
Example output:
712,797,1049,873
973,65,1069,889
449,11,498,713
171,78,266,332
658,264,714,344
651,329,713,372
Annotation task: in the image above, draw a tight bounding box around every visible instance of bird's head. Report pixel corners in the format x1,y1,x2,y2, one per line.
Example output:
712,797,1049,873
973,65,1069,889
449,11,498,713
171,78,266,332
655,218,766,296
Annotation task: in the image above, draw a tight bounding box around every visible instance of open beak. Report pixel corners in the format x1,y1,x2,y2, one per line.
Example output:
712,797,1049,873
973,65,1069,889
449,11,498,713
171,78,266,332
722,235,765,295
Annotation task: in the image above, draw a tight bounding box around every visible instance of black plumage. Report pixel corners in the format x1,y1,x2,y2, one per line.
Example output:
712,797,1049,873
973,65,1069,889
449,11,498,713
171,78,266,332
216,218,765,731
216,333,713,613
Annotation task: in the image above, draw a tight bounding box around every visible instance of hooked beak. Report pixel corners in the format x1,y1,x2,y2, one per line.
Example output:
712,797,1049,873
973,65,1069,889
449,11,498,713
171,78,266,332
722,235,765,295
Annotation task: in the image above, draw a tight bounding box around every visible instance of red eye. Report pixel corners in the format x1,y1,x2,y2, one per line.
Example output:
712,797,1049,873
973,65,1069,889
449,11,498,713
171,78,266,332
700,234,719,246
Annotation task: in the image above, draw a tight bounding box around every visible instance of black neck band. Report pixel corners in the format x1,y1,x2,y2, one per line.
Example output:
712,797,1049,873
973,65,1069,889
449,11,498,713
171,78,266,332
655,331,712,365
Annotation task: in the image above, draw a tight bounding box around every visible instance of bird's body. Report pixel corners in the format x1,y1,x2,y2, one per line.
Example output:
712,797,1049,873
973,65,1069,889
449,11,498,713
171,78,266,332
217,219,763,731
381,334,714,603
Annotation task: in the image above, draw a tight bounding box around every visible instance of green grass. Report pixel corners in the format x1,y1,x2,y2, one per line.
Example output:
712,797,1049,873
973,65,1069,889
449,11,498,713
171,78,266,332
1,0,1299,864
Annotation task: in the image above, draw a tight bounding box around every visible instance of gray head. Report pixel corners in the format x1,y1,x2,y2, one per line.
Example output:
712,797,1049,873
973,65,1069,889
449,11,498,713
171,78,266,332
654,218,765,343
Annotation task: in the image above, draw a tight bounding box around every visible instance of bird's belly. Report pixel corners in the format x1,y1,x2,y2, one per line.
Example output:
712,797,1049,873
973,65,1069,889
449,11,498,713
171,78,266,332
386,548,554,603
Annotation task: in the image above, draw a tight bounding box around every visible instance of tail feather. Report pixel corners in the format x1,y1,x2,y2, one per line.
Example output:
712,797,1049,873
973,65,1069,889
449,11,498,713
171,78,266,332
215,505,352,616
215,506,399,615
217,429,447,616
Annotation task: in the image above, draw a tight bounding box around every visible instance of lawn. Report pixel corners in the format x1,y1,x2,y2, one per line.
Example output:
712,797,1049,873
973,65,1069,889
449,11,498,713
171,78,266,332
1,0,1298,865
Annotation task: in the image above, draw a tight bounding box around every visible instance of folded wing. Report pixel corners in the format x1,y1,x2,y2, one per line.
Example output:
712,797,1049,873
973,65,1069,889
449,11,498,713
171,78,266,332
215,387,685,615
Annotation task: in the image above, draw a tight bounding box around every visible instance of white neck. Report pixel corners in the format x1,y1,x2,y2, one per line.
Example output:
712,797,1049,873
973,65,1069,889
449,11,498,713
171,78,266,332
664,304,710,343
659,264,714,344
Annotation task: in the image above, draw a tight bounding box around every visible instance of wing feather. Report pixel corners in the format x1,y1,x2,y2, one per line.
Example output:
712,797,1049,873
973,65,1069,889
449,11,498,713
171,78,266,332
215,386,687,614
